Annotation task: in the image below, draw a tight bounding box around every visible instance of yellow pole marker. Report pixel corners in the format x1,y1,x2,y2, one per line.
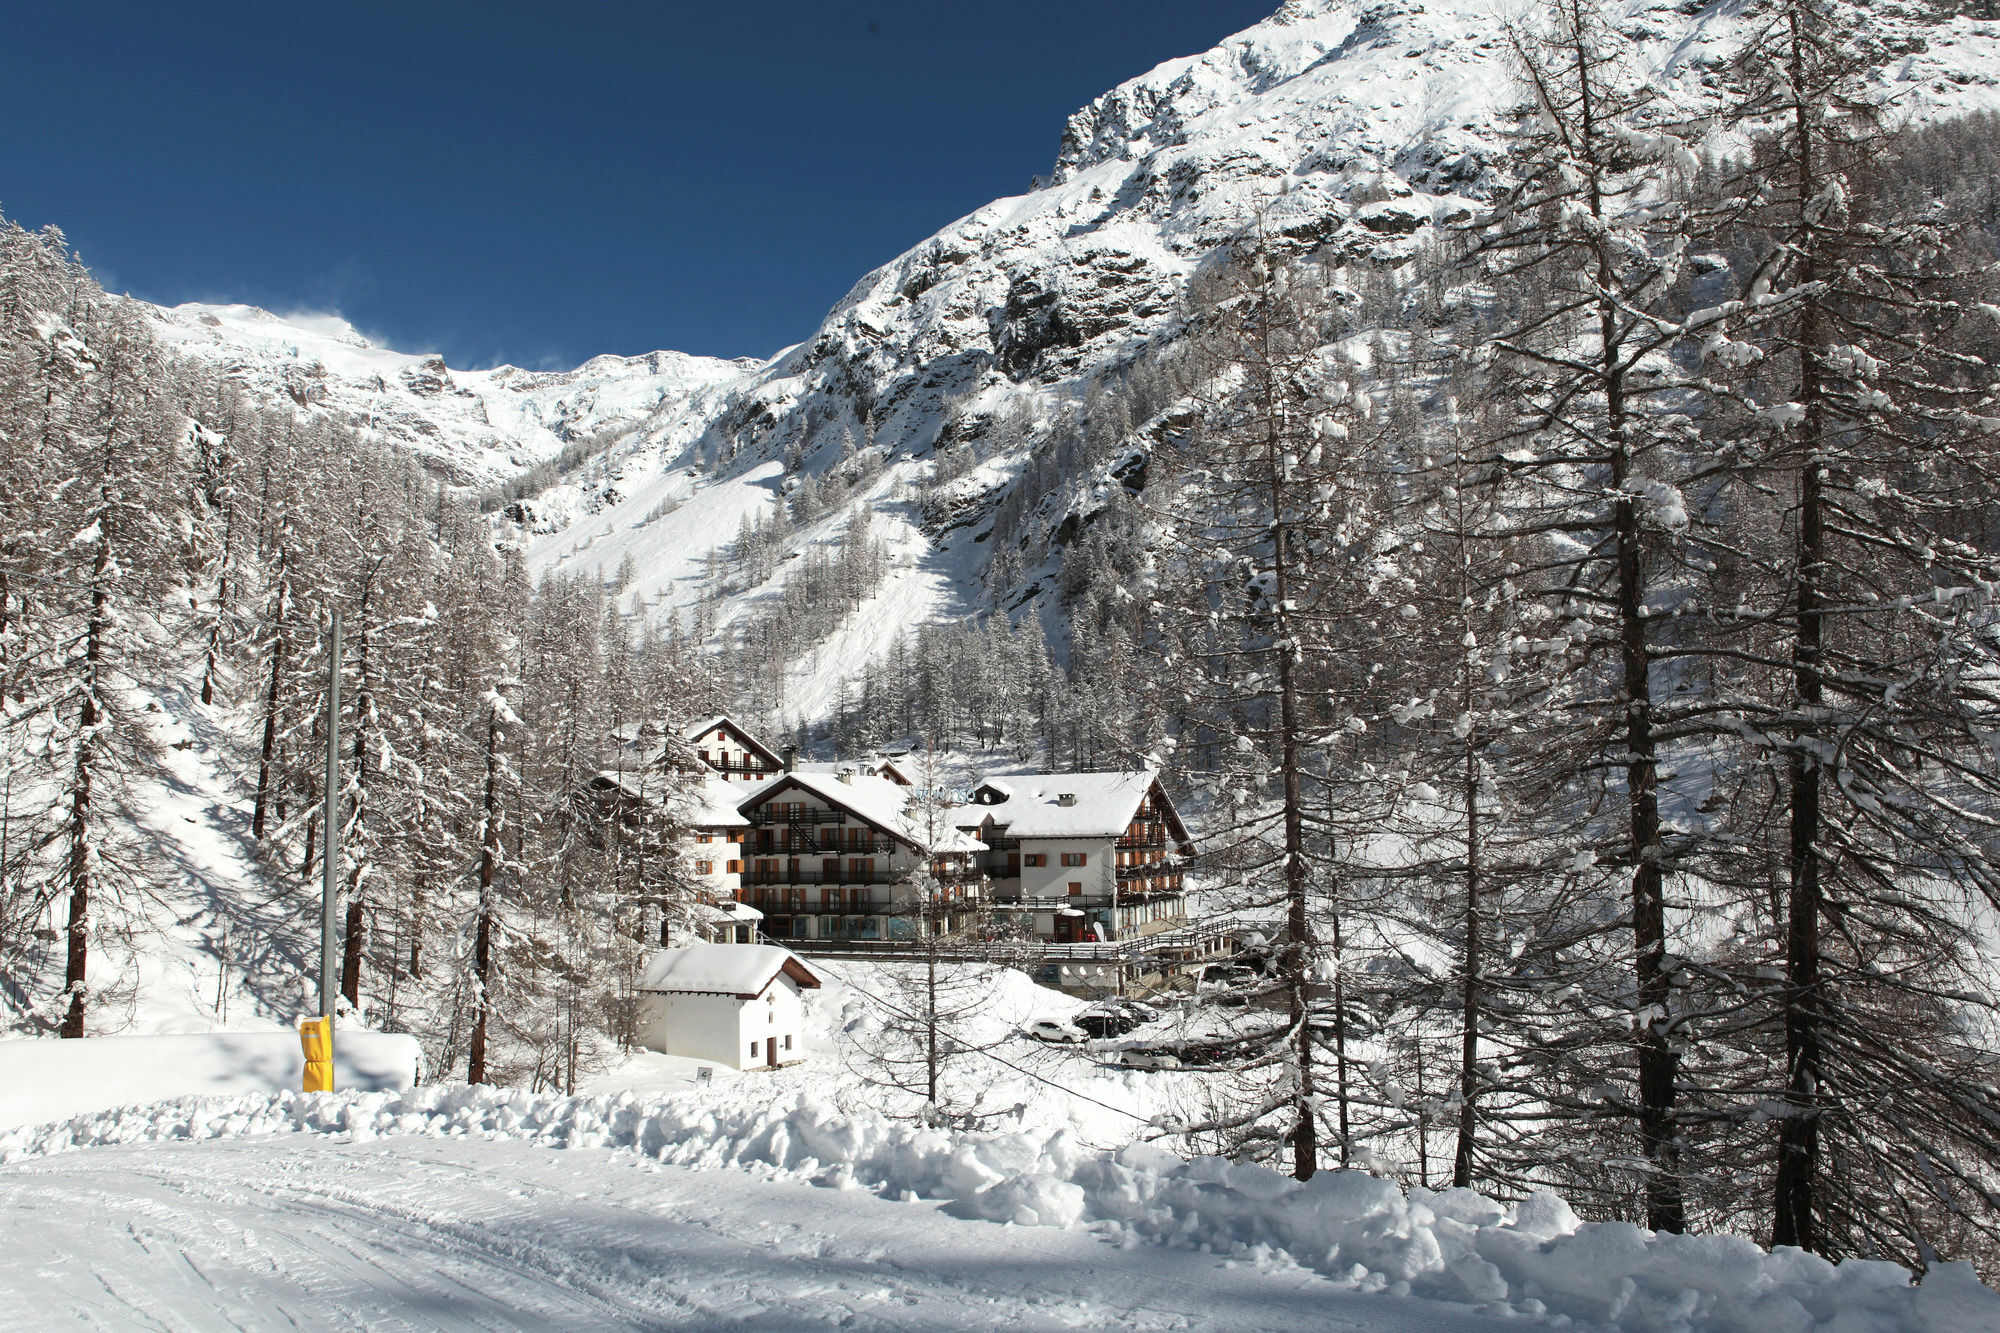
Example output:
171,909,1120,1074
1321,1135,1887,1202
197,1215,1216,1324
300,1016,333,1093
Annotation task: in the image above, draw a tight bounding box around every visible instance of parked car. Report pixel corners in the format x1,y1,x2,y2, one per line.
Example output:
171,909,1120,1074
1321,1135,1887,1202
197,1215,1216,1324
1024,1018,1087,1044
1118,1050,1183,1071
1197,964,1263,1005
1074,999,1161,1039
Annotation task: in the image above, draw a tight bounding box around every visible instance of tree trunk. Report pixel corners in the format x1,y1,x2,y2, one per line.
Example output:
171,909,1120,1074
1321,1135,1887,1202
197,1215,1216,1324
1453,740,1481,1188
1574,26,1681,1226
251,573,286,840
200,500,236,706
469,703,502,1085
1267,368,1316,1183
1774,22,1825,1247
61,539,112,1039
339,578,373,1008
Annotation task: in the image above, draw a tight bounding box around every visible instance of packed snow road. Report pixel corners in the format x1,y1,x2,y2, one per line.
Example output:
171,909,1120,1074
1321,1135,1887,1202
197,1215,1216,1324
0,1135,1516,1332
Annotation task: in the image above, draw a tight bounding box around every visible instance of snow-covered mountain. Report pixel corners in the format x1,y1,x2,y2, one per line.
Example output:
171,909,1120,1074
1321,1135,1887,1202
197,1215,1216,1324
513,0,2000,720
141,301,757,485
139,1,2000,718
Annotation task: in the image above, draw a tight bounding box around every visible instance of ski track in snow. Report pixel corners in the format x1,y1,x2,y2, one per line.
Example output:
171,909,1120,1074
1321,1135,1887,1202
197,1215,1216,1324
0,1135,1516,1332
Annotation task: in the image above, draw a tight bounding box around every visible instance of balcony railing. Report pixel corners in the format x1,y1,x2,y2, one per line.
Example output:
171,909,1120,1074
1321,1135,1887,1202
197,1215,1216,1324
1117,833,1167,850
1115,860,1186,882
746,869,895,886
990,894,1113,910
710,759,779,776
754,833,895,855
747,807,848,826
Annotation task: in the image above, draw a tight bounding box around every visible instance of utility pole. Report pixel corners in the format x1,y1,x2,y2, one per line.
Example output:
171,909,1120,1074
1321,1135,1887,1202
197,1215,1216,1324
300,612,341,1093
319,612,342,1054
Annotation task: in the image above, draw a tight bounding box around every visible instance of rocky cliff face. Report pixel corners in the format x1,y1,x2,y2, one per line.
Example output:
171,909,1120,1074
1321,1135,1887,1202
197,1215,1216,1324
593,0,2000,477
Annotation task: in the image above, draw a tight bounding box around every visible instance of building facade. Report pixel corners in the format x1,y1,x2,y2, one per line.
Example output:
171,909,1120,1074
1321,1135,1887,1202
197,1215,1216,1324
685,715,786,783
952,771,1194,944
734,769,986,942
634,944,820,1070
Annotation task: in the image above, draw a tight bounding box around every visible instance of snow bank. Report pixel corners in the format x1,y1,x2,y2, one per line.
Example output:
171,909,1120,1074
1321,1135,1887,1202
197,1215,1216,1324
0,1030,421,1130
2,1084,1989,1332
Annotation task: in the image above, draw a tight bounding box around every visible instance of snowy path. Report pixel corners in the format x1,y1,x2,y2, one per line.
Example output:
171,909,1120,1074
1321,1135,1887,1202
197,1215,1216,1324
0,1135,1518,1332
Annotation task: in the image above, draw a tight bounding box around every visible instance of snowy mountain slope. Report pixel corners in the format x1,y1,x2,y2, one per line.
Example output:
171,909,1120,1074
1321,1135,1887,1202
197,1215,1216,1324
142,301,757,485
524,0,2000,719
0,676,327,1041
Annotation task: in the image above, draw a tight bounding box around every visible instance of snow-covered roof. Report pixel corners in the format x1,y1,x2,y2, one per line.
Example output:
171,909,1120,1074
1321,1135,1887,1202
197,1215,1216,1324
692,900,763,923
791,757,911,786
674,775,751,828
637,944,818,997
742,772,985,854
588,771,748,828
682,715,781,758
590,769,650,800
953,771,1185,840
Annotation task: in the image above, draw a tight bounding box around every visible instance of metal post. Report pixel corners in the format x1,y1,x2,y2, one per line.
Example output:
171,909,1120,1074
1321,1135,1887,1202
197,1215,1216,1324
321,611,341,1031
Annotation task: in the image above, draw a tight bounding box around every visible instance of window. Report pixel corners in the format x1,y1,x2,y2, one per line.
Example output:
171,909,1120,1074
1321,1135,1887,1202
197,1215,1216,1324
1068,881,1083,896
717,731,727,742
1061,852,1088,867
749,1041,757,1057
783,1035,792,1051
1023,853,1046,868
696,832,713,844
725,860,744,875
699,749,709,763
695,860,714,875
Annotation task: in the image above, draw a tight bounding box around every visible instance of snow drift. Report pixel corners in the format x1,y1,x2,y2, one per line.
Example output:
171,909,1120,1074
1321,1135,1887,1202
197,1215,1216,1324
0,1031,422,1130
3,1083,1989,1332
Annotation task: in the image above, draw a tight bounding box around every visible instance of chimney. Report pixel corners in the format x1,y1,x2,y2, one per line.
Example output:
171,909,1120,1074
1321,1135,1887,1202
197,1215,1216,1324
1057,792,1076,807
782,745,796,773
838,767,854,785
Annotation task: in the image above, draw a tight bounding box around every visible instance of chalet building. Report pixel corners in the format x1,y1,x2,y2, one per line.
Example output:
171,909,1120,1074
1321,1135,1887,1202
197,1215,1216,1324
733,768,986,942
579,769,756,945
951,771,1195,944
685,715,786,782
635,943,820,1070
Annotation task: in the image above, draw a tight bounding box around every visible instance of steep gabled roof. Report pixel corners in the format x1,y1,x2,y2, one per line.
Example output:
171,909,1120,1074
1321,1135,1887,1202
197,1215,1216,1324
682,715,785,768
740,771,985,854
954,771,1191,842
637,944,818,998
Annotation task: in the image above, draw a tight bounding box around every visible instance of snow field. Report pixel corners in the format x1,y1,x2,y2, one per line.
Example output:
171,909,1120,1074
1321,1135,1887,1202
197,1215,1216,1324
4,1080,1990,1332
0,1029,422,1130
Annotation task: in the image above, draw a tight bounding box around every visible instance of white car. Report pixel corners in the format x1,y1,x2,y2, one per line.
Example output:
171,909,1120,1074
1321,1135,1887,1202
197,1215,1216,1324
1119,1051,1183,1071
1025,1018,1087,1044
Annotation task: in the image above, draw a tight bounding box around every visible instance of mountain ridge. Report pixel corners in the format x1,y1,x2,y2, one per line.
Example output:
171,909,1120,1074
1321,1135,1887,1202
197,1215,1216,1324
141,0,2000,722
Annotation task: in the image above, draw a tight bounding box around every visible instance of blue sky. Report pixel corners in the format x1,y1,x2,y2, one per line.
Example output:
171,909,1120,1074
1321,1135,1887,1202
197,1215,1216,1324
3,2,1276,370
